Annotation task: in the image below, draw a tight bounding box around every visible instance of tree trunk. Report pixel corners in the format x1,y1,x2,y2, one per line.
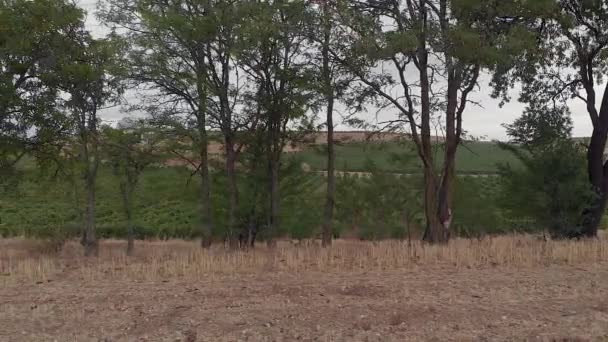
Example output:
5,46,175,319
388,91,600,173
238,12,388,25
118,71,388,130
120,182,135,256
197,76,213,248
582,194,608,237
421,167,444,243
72,173,85,246
83,174,98,257
246,207,258,249
431,67,459,243
580,125,608,237
321,3,334,247
422,10,458,243
436,162,455,242
577,76,608,238
199,144,213,248
225,143,240,249
265,105,282,249
246,165,261,249
125,210,135,256
322,98,335,247
416,18,447,244
81,122,99,257
267,154,280,248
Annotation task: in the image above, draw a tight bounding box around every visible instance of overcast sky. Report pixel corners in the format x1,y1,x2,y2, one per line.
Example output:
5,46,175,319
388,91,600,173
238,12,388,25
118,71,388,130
78,1,597,141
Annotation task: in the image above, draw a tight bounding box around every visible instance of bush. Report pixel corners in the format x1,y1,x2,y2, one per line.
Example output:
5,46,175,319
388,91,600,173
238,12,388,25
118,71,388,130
499,141,592,238
452,177,504,237
335,161,424,240
499,105,593,238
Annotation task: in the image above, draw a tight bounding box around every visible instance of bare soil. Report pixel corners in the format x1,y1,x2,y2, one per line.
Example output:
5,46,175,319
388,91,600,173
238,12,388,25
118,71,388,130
2,264,608,341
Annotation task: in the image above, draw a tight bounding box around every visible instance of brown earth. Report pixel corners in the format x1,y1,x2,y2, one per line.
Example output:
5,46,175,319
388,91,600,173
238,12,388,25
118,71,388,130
2,266,608,341
2,250,608,341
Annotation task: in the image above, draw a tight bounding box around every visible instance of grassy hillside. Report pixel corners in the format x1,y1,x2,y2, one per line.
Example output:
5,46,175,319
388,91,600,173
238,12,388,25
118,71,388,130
295,141,521,174
0,141,523,240
0,154,326,239
0,162,511,240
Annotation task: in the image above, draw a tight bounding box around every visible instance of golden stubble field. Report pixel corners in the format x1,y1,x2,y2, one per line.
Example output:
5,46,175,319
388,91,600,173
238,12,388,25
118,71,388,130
1,236,608,341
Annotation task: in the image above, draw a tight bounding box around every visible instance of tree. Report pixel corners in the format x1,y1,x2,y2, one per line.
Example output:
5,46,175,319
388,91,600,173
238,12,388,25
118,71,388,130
58,37,124,256
499,105,593,238
201,1,260,247
329,0,522,243
100,0,219,248
0,0,85,183
103,119,160,255
237,125,269,248
318,1,336,248
307,0,355,247
2,0,123,255
492,0,608,237
236,0,315,246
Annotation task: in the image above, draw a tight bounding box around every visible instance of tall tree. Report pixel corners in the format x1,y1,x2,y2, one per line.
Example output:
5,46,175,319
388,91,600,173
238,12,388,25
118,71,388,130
492,0,608,237
0,0,85,181
100,0,219,247
237,0,314,246
201,0,260,247
307,0,354,247
59,37,124,256
499,104,592,238
330,0,507,243
319,1,336,247
103,119,160,255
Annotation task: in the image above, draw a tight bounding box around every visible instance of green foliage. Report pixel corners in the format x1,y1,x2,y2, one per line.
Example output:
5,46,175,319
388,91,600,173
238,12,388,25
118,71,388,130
279,157,324,240
0,149,313,240
452,177,504,237
334,157,424,240
0,0,87,181
334,171,508,240
225,152,325,241
4,0,599,245
489,0,608,106
0,151,534,241
236,0,316,130
100,119,164,244
0,159,327,241
499,107,593,238
499,142,592,238
504,104,573,148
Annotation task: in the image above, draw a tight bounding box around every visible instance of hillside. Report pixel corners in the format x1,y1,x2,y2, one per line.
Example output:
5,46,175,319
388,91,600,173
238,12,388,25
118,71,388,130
295,140,520,174
191,131,519,174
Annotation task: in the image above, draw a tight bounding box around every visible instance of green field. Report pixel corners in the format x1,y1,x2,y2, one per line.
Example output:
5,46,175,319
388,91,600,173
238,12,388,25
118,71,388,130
0,167,204,239
296,141,521,174
0,141,524,239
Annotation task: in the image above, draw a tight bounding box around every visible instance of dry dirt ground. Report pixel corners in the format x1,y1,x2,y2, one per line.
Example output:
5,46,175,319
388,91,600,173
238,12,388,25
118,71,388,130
2,264,608,341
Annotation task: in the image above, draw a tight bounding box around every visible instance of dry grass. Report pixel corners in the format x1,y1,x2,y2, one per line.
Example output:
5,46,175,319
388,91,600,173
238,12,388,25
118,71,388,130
1,235,607,284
